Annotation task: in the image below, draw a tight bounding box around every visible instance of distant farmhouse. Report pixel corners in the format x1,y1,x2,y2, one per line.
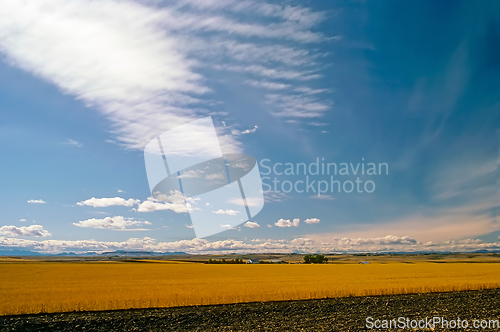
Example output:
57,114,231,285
246,259,286,264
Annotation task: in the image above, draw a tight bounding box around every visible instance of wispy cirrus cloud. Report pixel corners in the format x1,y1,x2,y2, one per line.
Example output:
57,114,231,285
175,0,325,30
308,121,329,126
63,139,83,147
216,64,319,81
0,0,220,151
266,94,330,118
221,42,313,66
0,0,331,155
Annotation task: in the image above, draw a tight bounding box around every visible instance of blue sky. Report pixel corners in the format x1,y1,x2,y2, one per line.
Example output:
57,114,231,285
0,0,499,254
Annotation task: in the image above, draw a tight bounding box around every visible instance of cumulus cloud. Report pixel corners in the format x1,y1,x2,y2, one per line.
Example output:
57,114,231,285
27,199,46,204
212,209,240,216
73,216,151,230
275,218,300,227
76,197,139,208
304,218,320,224
0,225,51,237
244,221,260,228
135,197,189,213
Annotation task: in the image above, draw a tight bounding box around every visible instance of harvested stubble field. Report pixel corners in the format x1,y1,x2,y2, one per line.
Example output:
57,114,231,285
1,259,499,316
2,289,500,331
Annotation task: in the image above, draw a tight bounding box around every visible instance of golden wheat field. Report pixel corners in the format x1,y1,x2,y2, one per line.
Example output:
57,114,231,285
1,260,499,316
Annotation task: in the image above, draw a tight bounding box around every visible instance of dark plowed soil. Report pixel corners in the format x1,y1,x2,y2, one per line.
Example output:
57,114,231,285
1,289,500,331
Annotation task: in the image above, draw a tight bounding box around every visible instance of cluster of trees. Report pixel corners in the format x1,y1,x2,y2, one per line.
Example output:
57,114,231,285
303,254,328,264
206,258,245,264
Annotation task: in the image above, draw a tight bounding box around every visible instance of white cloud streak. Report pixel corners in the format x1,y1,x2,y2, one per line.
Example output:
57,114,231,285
73,216,151,230
63,139,83,147
27,199,46,204
0,0,221,151
310,195,335,200
266,94,330,118
212,209,240,216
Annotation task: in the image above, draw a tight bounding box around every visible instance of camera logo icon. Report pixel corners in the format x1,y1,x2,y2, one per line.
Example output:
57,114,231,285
144,117,264,238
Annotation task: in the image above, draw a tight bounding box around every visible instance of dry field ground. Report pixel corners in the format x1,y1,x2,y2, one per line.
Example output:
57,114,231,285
1,254,500,316
2,289,500,331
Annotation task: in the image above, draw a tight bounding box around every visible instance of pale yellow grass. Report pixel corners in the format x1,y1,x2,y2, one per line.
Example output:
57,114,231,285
0,261,499,315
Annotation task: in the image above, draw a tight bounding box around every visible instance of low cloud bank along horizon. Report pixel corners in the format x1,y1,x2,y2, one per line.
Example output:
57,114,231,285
1,234,500,255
